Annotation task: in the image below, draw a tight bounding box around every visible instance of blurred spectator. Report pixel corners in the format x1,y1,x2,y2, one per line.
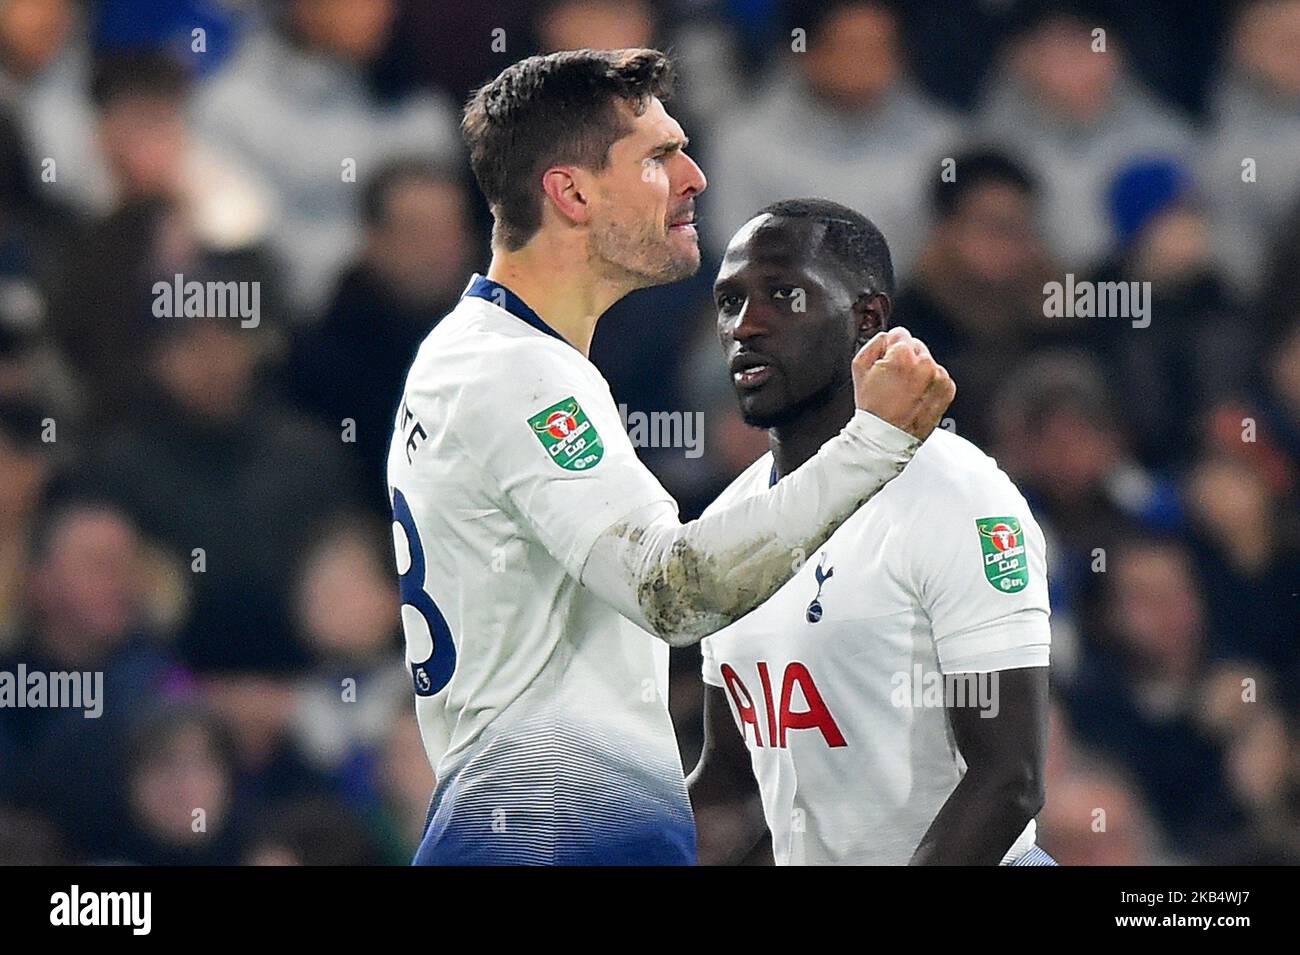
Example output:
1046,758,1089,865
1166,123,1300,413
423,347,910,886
1038,763,1167,865
990,351,1182,537
0,0,108,211
1064,537,1249,857
0,94,81,425
111,703,249,864
76,291,361,672
1213,703,1300,863
991,351,1181,604
89,50,272,251
244,794,382,866
1183,455,1300,683
0,501,190,853
1088,158,1252,469
46,198,176,429
93,0,244,77
893,147,1067,450
0,399,54,647
703,0,960,275
0,100,74,322
368,710,435,864
284,159,475,503
194,0,461,313
1201,0,1300,295
1201,318,1300,501
288,514,406,779
535,0,656,51
241,789,379,867
46,50,279,431
1196,662,1300,862
1,501,184,732
200,670,332,813
977,4,1192,268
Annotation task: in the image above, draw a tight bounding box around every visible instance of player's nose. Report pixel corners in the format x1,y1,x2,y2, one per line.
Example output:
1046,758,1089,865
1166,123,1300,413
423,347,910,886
731,297,766,341
677,150,706,197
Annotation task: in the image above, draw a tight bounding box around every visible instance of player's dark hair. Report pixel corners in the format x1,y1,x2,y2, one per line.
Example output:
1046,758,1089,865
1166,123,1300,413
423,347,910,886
757,197,895,297
360,157,462,228
932,148,1038,221
461,48,675,251
90,50,191,111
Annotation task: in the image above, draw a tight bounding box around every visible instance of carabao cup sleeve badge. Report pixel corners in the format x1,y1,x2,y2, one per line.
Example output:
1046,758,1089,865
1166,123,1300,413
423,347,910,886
527,396,605,471
975,516,1029,593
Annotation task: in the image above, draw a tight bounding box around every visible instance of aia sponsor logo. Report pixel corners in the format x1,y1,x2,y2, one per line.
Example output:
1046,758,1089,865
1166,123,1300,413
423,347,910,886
720,661,846,748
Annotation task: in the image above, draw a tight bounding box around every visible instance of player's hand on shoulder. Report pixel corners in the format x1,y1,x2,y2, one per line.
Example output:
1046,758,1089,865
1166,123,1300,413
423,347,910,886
852,326,955,441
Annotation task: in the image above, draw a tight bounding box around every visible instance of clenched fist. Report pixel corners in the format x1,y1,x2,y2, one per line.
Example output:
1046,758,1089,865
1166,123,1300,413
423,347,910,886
852,327,955,440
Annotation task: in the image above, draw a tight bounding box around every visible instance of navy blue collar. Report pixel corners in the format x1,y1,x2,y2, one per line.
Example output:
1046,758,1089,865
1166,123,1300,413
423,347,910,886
769,460,779,487
462,273,570,348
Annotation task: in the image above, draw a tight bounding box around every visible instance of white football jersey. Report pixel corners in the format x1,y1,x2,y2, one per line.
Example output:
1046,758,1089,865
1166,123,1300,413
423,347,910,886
700,428,1051,865
387,274,693,864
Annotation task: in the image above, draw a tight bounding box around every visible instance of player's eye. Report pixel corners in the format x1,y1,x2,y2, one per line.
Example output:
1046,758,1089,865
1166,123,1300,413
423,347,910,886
771,286,797,300
716,292,742,313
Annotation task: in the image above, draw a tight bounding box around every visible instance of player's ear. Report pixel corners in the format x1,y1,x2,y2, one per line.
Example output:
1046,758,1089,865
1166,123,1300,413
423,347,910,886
541,166,590,226
853,291,891,344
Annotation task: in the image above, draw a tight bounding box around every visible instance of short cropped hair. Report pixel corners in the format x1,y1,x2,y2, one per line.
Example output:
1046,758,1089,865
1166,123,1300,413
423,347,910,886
757,197,895,296
462,48,674,250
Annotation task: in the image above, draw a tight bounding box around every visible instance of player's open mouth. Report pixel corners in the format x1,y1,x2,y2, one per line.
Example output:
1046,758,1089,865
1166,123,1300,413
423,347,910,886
734,365,773,388
730,355,776,389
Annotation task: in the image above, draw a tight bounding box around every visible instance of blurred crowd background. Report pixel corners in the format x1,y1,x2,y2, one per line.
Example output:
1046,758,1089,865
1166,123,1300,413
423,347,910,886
0,0,1296,866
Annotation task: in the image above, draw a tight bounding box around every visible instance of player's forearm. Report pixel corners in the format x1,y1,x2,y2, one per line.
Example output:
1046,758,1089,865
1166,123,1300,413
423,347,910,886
582,410,919,646
913,667,1049,864
910,766,1045,865
687,764,769,865
688,683,771,864
690,793,769,865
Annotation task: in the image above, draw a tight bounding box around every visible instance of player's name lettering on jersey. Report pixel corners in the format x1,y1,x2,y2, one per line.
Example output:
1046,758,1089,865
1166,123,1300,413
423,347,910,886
399,400,427,464
721,661,846,749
